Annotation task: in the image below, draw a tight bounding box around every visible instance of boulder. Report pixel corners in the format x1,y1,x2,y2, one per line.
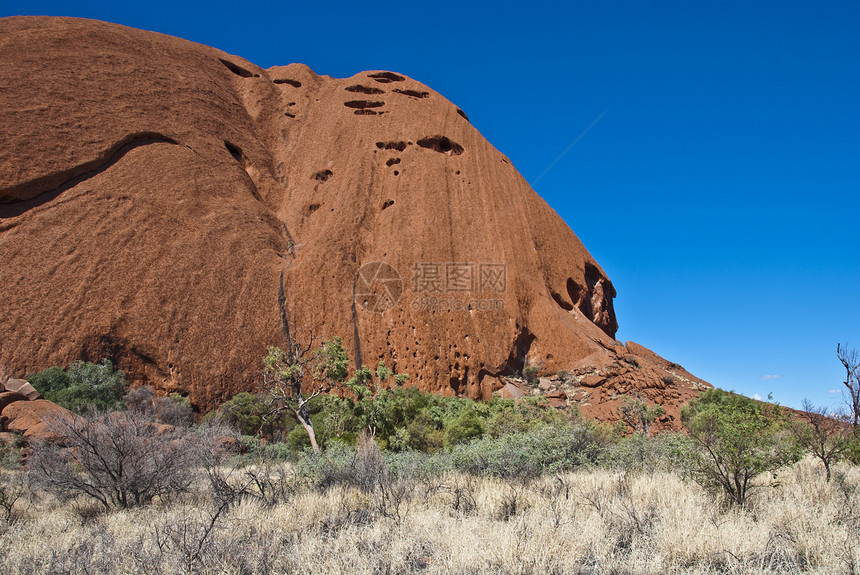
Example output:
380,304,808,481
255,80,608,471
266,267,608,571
0,391,28,413
2,399,74,442
1,379,41,400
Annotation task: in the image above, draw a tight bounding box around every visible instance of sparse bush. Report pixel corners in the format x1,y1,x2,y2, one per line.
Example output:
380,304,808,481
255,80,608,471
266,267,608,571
155,393,195,427
351,433,387,493
522,365,540,384
601,431,693,474
29,359,127,413
125,386,195,427
31,410,198,509
790,399,852,481
124,385,156,415
0,470,24,524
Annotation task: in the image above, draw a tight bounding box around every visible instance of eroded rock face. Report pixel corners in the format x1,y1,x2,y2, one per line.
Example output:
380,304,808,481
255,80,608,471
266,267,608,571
0,17,708,425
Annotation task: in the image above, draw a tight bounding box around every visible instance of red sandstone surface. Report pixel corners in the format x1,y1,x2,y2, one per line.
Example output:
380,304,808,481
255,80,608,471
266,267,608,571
0,17,710,429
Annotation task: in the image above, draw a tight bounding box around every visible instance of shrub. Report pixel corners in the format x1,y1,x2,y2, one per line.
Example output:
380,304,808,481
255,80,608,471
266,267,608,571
522,366,540,384
124,386,195,427
31,410,198,509
444,405,485,447
351,433,387,493
0,436,23,470
215,392,292,439
0,469,24,524
451,421,603,479
294,441,355,490
601,431,694,474
845,434,860,465
28,359,127,413
155,393,195,427
790,399,853,481
483,396,562,438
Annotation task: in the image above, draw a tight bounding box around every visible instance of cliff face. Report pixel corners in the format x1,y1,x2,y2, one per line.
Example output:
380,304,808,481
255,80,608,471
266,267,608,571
0,17,708,427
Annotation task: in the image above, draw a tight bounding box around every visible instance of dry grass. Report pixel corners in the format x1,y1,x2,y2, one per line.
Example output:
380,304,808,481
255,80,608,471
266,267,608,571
1,457,858,574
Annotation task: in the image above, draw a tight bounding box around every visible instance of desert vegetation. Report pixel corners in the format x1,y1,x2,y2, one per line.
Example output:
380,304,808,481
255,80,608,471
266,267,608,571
2,435,859,574
2,348,859,574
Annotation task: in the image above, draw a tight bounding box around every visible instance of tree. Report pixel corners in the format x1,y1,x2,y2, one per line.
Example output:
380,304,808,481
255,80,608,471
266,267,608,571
681,388,801,506
837,343,860,429
618,394,664,437
791,399,850,481
261,336,349,453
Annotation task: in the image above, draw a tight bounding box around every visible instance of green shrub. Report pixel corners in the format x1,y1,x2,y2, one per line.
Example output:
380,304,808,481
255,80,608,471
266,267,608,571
294,441,355,490
600,431,694,473
444,404,486,447
483,396,562,438
215,392,292,439
681,388,802,506
28,359,127,413
844,433,860,465
451,421,603,479
258,441,295,462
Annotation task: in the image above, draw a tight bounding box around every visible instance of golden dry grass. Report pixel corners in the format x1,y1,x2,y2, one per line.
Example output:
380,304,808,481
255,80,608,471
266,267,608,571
1,457,858,574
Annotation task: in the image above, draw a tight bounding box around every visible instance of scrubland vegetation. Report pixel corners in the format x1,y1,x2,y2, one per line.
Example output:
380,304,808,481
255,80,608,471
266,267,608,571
2,438,859,575
0,348,858,574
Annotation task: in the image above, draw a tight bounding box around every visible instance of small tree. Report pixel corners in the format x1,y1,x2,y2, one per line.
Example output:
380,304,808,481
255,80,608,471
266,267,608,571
681,389,800,506
791,399,849,481
618,395,664,436
347,361,408,440
261,336,349,453
837,343,860,429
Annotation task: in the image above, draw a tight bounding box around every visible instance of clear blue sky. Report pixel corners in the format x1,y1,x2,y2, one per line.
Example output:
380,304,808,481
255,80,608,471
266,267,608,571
4,0,858,411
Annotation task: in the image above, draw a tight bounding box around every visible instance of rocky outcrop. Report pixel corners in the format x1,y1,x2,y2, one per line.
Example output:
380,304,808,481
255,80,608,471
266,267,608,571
0,17,710,426
494,341,709,431
1,379,73,442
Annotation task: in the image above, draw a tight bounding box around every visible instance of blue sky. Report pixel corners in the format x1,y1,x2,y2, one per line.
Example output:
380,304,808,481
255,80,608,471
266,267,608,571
4,0,858,410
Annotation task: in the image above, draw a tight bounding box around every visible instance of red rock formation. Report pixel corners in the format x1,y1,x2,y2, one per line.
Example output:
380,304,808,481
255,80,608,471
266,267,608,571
0,17,710,426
